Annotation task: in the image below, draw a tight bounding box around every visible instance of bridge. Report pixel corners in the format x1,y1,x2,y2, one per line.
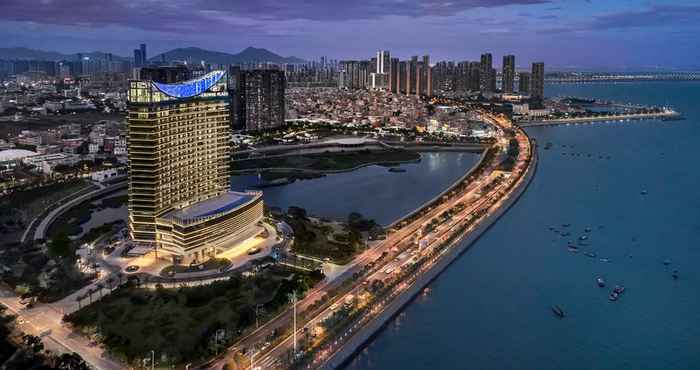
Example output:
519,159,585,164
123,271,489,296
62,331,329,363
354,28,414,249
545,73,700,83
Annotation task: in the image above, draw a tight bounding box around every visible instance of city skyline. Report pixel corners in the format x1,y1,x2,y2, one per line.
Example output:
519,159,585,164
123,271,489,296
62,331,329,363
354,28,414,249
0,0,699,69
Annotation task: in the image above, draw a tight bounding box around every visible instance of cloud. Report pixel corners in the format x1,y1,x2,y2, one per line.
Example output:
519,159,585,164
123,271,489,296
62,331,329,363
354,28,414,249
588,4,700,30
0,0,551,32
536,4,700,34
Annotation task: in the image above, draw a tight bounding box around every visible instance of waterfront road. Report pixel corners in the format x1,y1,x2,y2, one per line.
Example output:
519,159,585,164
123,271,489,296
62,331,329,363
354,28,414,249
207,112,531,370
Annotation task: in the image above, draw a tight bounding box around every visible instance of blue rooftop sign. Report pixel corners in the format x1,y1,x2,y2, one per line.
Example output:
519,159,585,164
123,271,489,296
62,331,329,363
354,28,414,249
152,70,225,98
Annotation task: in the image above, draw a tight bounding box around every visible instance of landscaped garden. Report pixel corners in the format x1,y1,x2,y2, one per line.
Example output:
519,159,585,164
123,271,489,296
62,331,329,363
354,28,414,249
0,179,95,243
46,193,127,239
284,207,380,264
64,267,324,365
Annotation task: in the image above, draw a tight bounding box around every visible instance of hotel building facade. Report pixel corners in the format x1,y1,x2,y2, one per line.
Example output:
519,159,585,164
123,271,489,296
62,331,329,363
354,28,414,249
127,70,263,264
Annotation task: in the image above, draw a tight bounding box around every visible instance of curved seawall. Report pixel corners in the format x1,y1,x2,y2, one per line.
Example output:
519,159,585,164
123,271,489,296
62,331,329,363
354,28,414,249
321,144,539,370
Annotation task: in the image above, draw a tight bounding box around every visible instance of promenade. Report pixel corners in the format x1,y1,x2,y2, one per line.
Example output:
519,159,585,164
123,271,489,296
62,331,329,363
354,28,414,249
209,112,535,370
32,179,127,241
519,110,680,127
321,132,536,370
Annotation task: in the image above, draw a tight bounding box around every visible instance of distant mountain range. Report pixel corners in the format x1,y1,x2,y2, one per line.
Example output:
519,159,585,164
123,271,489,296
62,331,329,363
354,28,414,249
0,47,130,62
0,46,305,64
149,46,306,65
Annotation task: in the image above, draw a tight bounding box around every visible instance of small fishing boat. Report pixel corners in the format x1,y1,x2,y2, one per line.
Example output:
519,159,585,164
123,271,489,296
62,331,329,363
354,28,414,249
551,305,565,318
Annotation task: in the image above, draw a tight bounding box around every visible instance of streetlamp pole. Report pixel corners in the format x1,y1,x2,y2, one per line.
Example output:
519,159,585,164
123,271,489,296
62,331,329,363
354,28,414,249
151,350,155,370
293,290,297,355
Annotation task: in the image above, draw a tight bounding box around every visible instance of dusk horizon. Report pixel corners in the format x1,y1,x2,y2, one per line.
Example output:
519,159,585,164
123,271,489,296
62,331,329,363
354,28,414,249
1,0,699,69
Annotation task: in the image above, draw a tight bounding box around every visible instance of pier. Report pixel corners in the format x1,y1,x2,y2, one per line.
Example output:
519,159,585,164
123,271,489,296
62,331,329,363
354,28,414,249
518,109,681,127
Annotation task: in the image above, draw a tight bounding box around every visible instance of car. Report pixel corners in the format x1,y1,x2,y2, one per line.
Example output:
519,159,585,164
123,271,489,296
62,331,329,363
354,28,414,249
39,329,51,337
247,247,261,255
125,265,140,273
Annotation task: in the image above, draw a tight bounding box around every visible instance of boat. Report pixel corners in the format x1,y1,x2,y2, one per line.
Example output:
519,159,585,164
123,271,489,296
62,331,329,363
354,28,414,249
544,142,553,150
672,270,679,280
388,167,407,173
551,305,565,318
609,292,619,301
584,252,597,258
613,285,625,294
663,259,671,266
599,258,610,263
561,231,571,237
562,223,571,228
579,235,588,241
597,278,605,287
640,190,648,195
584,227,592,233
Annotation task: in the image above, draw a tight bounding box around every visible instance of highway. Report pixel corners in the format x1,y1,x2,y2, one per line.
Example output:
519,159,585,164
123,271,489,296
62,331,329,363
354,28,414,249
209,112,532,370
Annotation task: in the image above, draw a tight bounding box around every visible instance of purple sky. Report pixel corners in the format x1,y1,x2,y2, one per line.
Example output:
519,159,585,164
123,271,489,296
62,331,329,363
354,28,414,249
1,0,698,69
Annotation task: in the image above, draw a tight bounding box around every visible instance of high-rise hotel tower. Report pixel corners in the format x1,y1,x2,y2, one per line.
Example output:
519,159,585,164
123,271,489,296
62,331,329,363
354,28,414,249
127,70,263,264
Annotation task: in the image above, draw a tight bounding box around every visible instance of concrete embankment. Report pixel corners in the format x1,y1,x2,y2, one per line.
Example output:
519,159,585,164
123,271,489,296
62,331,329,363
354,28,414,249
520,111,680,127
320,146,539,370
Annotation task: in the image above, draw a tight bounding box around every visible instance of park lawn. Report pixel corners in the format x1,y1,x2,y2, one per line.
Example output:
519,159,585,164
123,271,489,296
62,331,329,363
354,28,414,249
65,267,323,365
46,193,127,239
0,179,94,225
285,216,360,265
234,149,420,172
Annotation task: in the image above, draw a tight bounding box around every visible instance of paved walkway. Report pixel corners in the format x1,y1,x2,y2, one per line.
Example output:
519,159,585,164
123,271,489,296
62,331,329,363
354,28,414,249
33,181,127,241
0,288,123,370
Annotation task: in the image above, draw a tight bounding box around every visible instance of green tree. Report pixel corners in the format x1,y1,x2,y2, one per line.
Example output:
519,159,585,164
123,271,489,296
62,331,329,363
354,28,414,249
22,334,44,353
48,232,72,258
55,352,90,370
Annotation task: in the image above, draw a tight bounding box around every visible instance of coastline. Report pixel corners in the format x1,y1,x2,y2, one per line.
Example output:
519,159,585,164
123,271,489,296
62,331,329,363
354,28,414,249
385,148,489,229
319,143,539,370
230,155,423,177
519,110,679,127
